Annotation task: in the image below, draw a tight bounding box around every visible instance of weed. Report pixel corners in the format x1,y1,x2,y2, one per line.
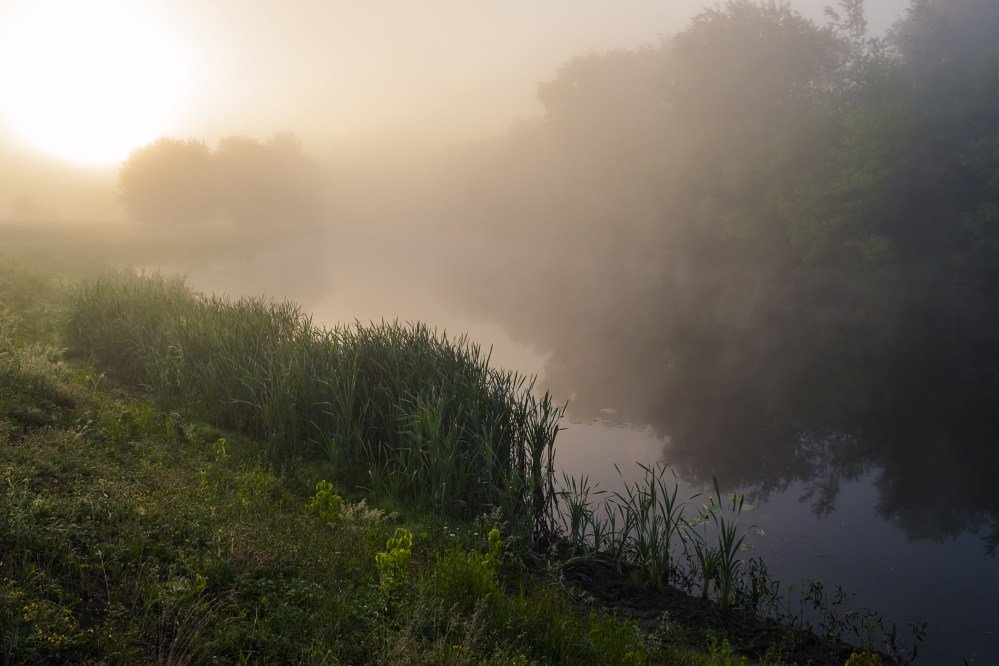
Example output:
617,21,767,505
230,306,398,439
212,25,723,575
432,528,504,613
376,528,414,591
306,479,344,523
707,634,749,665
687,474,762,610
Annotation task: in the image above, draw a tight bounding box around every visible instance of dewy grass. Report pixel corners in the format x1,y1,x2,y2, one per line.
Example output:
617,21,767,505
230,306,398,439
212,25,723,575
66,271,564,535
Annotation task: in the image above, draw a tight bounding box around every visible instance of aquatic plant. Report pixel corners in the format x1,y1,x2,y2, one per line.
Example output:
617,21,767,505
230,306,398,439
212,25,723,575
555,465,768,608
612,463,689,588
555,463,690,587
558,472,604,557
686,474,762,611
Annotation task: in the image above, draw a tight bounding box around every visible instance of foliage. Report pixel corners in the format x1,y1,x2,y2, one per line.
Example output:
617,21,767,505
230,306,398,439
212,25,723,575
213,132,324,227
1,274,664,663
117,133,323,228
375,528,414,591
706,635,749,666
556,464,691,589
117,138,216,225
305,479,344,522
2,260,900,664
448,0,999,551
431,528,503,612
686,475,762,611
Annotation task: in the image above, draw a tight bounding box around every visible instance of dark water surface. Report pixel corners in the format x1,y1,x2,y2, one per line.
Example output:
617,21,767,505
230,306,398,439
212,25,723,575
556,418,998,663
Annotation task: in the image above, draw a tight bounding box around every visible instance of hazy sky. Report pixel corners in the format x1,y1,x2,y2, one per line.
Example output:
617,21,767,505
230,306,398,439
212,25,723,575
180,0,912,149
0,0,911,169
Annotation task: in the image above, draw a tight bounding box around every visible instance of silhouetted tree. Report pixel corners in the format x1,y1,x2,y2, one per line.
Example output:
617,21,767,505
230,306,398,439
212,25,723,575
443,0,999,540
118,133,324,227
118,138,216,225
215,132,324,228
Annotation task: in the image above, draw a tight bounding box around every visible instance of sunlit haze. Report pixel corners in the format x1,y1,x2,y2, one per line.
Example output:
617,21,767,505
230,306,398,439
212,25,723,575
0,0,907,168
2,1,998,662
0,0,191,165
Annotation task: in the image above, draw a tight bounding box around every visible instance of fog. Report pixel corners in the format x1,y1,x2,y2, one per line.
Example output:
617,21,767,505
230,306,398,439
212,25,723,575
1,0,906,216
4,1,999,659
3,0,997,544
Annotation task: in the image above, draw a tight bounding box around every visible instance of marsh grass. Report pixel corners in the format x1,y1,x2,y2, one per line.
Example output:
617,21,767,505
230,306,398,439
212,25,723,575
66,271,563,534
554,465,776,616
551,466,925,660
555,463,692,588
685,474,763,611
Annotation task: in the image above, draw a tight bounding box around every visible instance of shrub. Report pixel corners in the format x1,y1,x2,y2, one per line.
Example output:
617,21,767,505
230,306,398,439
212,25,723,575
305,480,343,523
431,529,503,612
375,528,414,591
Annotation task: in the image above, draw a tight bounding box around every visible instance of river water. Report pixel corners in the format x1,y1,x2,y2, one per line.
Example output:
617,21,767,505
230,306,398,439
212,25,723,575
556,418,997,663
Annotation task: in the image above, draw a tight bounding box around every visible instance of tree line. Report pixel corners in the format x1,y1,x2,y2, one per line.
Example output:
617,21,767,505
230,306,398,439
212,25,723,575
117,132,324,227
440,0,999,539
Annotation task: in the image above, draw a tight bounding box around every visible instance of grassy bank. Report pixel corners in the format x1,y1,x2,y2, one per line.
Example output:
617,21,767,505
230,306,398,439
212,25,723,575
1,257,894,663
65,270,561,538
0,260,679,663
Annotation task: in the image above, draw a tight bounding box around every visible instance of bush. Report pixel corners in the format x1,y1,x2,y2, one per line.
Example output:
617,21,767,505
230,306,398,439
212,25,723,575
431,529,503,613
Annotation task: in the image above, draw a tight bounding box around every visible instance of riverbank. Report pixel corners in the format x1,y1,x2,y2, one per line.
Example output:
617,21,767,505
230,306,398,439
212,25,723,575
1,256,881,663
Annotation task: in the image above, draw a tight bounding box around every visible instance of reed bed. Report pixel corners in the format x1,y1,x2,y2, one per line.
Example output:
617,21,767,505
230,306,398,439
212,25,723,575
556,464,762,606
66,271,562,534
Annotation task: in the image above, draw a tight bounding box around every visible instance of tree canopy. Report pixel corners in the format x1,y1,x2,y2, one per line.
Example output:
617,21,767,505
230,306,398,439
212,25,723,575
118,133,323,227
445,0,999,542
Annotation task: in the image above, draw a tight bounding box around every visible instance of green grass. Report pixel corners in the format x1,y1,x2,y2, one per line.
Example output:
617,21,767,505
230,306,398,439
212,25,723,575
65,271,562,539
0,260,693,664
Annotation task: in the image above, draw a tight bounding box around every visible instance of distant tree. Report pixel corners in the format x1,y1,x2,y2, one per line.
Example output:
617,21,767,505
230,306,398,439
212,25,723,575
891,0,999,75
118,133,324,227
118,138,216,225
667,1,845,137
824,0,868,44
214,132,324,228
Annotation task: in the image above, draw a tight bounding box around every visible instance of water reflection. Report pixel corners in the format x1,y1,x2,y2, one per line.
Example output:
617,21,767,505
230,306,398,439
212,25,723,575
548,349,999,553
554,419,999,663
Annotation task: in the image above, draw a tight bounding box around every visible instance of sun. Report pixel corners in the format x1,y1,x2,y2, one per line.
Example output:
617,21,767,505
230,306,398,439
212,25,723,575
0,0,191,166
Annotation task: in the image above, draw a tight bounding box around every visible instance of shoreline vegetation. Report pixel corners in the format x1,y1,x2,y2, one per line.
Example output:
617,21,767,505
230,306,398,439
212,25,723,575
1,258,918,663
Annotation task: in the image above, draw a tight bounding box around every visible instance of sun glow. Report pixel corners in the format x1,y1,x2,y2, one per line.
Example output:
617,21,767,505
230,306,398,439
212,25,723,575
0,0,191,166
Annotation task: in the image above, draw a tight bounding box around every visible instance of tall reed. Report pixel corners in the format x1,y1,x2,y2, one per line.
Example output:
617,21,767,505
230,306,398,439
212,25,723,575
66,271,563,536
554,464,765,603
686,474,762,611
